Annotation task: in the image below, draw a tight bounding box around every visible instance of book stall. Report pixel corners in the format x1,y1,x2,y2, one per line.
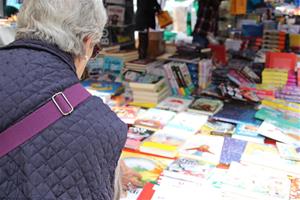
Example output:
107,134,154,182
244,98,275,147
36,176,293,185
82,0,300,199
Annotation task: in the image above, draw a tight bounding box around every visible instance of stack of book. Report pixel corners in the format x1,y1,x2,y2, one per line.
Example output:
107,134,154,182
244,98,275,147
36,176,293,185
125,59,160,73
262,30,286,51
163,62,195,97
276,85,300,104
198,59,213,89
129,76,169,104
103,50,139,63
262,68,289,88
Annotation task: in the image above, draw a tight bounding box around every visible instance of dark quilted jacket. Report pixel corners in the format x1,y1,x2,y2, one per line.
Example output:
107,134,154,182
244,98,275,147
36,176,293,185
0,39,127,200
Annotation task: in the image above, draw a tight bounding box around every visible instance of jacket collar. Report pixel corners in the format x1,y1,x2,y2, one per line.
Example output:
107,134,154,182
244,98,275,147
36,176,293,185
2,39,76,72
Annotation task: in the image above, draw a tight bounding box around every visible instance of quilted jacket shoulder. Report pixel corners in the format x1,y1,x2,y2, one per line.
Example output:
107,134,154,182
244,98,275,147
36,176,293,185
0,39,127,200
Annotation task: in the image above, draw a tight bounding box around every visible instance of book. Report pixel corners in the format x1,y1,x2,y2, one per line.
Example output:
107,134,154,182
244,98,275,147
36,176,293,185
163,112,209,135
125,126,155,150
232,123,265,144
129,77,166,92
121,150,173,184
139,129,187,158
134,108,176,131
241,142,300,176
213,101,262,126
257,121,300,146
200,120,236,136
81,80,124,96
276,142,300,161
179,135,224,164
111,106,140,124
289,177,300,200
107,5,125,26
162,157,216,183
156,96,193,112
188,98,224,116
223,162,291,200
219,137,248,165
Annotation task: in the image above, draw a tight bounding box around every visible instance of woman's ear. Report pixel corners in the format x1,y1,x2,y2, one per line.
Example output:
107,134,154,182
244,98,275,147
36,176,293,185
83,37,94,58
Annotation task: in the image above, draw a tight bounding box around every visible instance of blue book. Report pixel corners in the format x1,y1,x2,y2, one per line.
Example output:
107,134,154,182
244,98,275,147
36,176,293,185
213,102,263,126
220,137,247,164
81,80,124,95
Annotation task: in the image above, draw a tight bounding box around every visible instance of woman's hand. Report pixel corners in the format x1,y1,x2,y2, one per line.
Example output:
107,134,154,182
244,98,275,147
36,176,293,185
120,160,144,191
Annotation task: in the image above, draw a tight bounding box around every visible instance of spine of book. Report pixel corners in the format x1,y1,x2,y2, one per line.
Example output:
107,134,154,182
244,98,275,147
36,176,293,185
171,65,185,96
163,64,179,95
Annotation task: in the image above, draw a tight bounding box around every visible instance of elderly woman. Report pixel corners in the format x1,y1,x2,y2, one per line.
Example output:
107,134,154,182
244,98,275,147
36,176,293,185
0,0,141,199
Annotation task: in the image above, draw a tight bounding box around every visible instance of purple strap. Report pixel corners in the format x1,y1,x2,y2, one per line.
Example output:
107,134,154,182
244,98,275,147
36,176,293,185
0,83,91,158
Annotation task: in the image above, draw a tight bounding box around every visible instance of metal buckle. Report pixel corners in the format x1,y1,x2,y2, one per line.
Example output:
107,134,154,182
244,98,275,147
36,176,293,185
52,92,74,116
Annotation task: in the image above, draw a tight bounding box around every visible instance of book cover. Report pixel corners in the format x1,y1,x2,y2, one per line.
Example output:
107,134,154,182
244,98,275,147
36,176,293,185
223,162,291,200
179,135,224,164
156,96,193,112
81,80,124,96
163,112,209,135
125,126,155,150
140,130,187,158
188,98,224,116
200,120,236,136
134,108,176,130
258,121,300,146
289,177,300,200
213,101,262,126
111,106,140,124
276,142,300,161
121,151,173,184
107,5,125,26
219,137,247,165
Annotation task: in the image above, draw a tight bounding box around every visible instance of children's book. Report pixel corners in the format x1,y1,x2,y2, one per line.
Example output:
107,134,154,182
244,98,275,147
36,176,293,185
81,80,124,96
156,96,193,112
223,162,291,200
125,126,155,150
232,123,265,144
258,121,300,146
111,106,140,124
139,130,187,158
276,142,300,161
121,151,173,184
200,120,236,136
289,177,300,200
134,108,176,131
163,112,209,136
241,142,300,176
161,158,216,186
179,135,225,165
188,98,224,116
219,137,247,165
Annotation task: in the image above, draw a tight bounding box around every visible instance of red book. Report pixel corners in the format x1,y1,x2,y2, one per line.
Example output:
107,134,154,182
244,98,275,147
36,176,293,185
137,183,155,200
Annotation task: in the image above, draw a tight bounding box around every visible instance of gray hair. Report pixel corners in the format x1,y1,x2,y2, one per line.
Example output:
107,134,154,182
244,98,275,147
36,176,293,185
16,0,107,56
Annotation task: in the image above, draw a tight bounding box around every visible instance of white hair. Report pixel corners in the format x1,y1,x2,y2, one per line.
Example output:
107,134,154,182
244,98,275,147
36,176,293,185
16,0,107,56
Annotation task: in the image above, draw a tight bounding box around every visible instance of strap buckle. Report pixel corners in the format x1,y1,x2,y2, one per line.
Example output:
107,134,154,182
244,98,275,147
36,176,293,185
52,92,74,116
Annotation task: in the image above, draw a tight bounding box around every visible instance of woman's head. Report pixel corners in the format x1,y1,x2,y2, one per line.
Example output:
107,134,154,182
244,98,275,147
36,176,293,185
16,0,107,57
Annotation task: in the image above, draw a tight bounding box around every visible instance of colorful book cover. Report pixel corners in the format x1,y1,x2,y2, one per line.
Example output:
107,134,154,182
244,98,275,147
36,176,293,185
258,121,300,146
156,96,193,112
81,80,124,95
125,126,155,150
241,142,300,176
200,120,236,136
107,5,125,26
111,106,140,124
134,108,176,130
121,151,173,184
188,98,224,116
235,123,260,137
163,112,209,135
223,162,291,200
179,135,224,164
140,129,187,158
103,56,124,72
290,177,300,200
213,102,262,126
276,142,300,161
219,137,247,165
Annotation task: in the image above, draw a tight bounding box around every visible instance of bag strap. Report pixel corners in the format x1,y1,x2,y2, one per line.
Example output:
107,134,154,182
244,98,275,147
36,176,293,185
0,83,91,158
